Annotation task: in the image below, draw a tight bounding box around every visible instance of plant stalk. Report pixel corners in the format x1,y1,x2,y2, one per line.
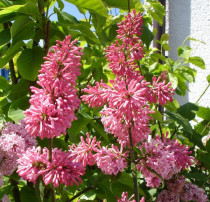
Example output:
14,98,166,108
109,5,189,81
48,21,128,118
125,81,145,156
128,127,139,202
196,83,210,103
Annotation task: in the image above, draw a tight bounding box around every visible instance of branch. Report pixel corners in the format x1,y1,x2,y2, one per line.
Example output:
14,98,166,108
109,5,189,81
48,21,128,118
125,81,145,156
66,186,94,202
10,178,21,202
128,127,139,202
3,23,18,84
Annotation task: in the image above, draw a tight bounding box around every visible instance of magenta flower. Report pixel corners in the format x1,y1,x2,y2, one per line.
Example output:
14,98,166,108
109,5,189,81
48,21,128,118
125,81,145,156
70,133,101,167
117,191,145,202
43,148,85,188
95,144,128,175
17,147,50,183
147,75,175,105
24,35,82,139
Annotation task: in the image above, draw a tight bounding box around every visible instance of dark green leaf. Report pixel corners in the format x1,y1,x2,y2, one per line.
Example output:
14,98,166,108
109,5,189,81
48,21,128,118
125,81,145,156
0,29,11,46
20,186,39,202
17,46,44,81
188,56,205,69
65,0,108,17
11,16,35,44
177,102,199,121
0,76,9,90
8,96,29,122
197,106,210,121
0,41,24,68
141,24,154,48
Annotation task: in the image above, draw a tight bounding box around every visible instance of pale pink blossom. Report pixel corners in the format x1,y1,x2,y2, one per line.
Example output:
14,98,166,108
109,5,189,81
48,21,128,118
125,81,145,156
1,121,37,149
2,195,10,202
0,133,25,159
137,134,194,187
70,133,101,167
95,144,128,175
0,155,17,176
43,148,85,188
180,182,207,202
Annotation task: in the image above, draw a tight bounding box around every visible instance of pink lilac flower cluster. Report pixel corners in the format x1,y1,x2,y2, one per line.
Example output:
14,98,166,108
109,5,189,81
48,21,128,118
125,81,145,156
136,134,194,188
17,146,85,188
1,120,37,149
95,144,128,175
24,35,83,139
82,11,174,146
70,133,101,167
105,10,144,79
117,192,145,202
157,176,207,202
70,134,128,175
0,121,37,176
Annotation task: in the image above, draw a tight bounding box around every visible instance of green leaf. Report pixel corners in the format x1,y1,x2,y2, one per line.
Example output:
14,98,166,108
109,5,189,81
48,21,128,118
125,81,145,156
168,73,178,88
8,96,30,122
196,150,210,168
207,74,210,83
197,106,210,121
150,109,162,122
57,0,64,10
177,45,192,60
0,184,13,200
177,102,199,121
17,46,44,81
70,23,100,45
90,120,109,143
0,41,24,68
102,0,142,10
160,33,169,42
0,76,9,90
18,2,40,17
166,111,204,149
194,120,210,136
55,7,79,24
80,190,96,201
11,16,35,44
20,186,39,202
65,0,108,17
188,56,205,69
141,24,154,48
0,29,11,46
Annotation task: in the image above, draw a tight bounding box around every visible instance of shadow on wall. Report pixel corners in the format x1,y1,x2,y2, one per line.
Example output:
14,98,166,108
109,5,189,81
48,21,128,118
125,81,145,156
168,0,191,106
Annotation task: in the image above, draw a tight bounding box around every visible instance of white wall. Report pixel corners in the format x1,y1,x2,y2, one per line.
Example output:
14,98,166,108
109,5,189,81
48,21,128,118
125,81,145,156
166,0,210,107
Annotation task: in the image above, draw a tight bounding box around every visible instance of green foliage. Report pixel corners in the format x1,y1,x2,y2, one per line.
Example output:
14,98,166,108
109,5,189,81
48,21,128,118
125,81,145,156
0,0,209,201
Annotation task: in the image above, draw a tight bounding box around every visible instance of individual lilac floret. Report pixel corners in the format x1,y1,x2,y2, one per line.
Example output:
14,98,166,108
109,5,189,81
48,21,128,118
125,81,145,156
95,144,128,175
2,195,10,202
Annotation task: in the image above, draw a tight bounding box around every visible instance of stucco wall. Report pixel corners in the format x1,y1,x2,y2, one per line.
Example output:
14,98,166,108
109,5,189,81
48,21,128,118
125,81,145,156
166,0,210,107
